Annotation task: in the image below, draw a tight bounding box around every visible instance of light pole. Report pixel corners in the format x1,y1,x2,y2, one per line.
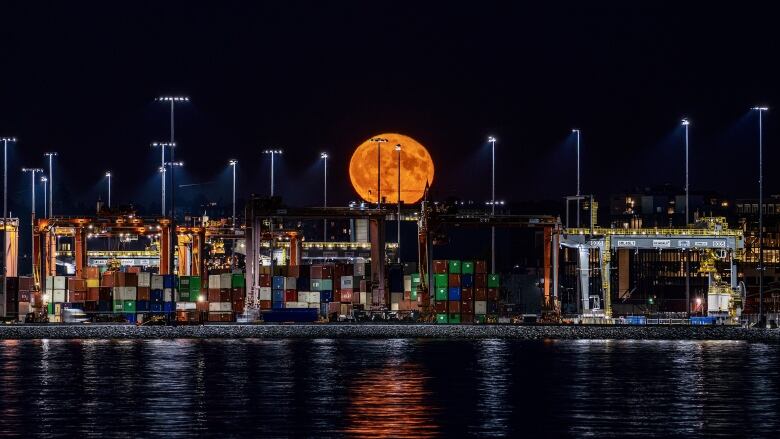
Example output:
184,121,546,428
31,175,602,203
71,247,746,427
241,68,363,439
681,118,691,315
43,152,57,218
488,135,497,274
156,95,189,279
320,152,328,241
22,168,43,274
395,144,402,263
753,106,769,325
370,137,388,207
151,142,175,216
572,129,581,227
105,171,112,208
41,176,48,218
263,149,283,197
1,137,16,291
229,160,237,228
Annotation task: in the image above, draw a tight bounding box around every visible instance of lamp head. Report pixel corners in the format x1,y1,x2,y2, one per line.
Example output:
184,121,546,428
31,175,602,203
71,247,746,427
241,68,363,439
320,152,328,159
488,136,496,142
752,106,769,111
681,118,690,126
229,159,238,166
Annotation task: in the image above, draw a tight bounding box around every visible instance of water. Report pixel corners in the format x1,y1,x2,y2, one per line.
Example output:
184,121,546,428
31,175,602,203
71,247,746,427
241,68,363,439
1,339,778,438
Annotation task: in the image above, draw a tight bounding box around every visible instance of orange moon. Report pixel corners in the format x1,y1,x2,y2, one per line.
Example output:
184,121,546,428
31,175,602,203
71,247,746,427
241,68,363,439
349,133,434,204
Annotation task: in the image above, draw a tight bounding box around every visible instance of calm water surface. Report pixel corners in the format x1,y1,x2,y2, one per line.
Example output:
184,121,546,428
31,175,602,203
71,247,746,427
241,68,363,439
0,338,778,438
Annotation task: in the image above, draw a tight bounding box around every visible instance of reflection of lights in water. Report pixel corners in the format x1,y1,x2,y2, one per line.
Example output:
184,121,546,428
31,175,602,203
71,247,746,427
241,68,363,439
342,361,438,438
474,339,511,436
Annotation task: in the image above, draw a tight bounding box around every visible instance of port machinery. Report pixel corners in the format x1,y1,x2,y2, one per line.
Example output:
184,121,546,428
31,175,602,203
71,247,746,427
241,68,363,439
557,217,745,321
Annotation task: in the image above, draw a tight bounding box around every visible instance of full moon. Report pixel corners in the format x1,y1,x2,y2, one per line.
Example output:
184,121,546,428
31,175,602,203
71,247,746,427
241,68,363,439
349,133,434,204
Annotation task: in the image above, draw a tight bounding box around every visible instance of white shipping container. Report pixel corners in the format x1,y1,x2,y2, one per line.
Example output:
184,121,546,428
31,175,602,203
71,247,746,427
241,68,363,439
163,288,173,302
341,276,353,289
390,292,403,304
475,301,487,315
176,302,197,310
308,292,320,303
298,292,308,303
220,273,232,289
209,274,221,290
46,276,54,292
124,287,138,301
354,263,365,277
53,290,66,303
360,291,368,305
138,272,151,288
43,292,52,304
259,287,272,301
308,303,320,309
285,277,297,289
219,302,232,312
403,276,412,293
286,301,307,309
208,302,221,312
54,276,67,290
391,303,400,311
151,275,164,290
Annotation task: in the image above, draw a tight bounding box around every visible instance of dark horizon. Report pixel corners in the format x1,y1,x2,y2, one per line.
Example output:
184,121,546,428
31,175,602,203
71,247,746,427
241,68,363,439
2,2,780,218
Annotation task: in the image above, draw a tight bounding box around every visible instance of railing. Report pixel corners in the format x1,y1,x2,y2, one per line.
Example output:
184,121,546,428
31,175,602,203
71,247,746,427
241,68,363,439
565,227,743,238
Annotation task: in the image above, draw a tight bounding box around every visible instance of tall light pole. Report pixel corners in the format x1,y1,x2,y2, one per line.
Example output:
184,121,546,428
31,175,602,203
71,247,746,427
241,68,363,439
370,137,388,207
263,149,283,197
151,142,175,216
1,137,16,291
488,135,497,274
229,160,237,228
22,168,43,274
156,95,189,279
41,177,48,218
320,152,328,241
753,106,769,325
681,118,691,315
105,171,112,208
395,144,402,263
572,129,581,227
43,152,56,218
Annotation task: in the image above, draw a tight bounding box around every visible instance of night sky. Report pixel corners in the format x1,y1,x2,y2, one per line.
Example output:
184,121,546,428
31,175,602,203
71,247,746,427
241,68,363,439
1,2,779,218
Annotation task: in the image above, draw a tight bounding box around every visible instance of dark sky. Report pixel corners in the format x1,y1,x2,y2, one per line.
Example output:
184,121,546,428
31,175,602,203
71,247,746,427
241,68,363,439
1,1,779,218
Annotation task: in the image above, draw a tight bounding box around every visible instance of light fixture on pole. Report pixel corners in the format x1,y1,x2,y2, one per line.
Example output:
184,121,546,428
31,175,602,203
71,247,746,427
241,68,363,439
320,152,328,241
105,171,112,208
41,176,48,218
43,152,57,218
151,142,176,216
22,167,43,274
229,160,238,229
262,149,283,197
1,137,16,293
572,129,581,227
681,118,691,315
156,96,189,281
370,137,388,207
753,106,769,326
488,135,497,274
395,144,402,263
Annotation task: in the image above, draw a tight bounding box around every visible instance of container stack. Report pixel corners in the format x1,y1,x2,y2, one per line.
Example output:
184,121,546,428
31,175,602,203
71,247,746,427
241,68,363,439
432,259,493,323
207,273,234,322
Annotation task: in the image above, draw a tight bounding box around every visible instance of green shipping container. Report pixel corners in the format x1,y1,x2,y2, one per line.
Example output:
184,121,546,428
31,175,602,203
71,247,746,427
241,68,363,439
434,274,448,288
411,273,421,285
436,313,448,324
321,279,333,290
448,260,461,274
123,300,136,313
448,313,461,324
231,273,245,288
113,300,124,313
435,287,448,301
190,276,202,293
461,261,474,274
47,303,54,315
410,289,418,301
311,280,322,291
179,277,191,293
179,292,190,302
475,315,487,324
487,274,500,288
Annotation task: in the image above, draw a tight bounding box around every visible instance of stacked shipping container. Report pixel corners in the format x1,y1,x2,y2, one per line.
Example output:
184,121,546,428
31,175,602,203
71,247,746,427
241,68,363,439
432,259,499,323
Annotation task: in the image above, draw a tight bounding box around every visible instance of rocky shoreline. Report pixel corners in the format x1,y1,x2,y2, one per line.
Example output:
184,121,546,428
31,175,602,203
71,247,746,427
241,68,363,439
0,324,778,341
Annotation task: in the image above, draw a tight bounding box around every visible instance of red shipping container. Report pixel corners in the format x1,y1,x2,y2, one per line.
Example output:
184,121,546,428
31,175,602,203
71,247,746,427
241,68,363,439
372,291,383,306
259,274,272,288
231,288,245,301
68,278,87,292
474,274,487,288
19,290,31,302
220,289,231,302
232,300,245,314
19,276,34,290
433,260,448,274
461,288,474,301
461,313,474,324
403,291,411,301
434,301,447,313
85,267,100,280
285,290,297,302
70,292,86,302
288,265,300,278
115,272,126,287
311,265,324,279
448,300,461,313
196,301,210,313
475,260,487,274
208,290,221,302
126,266,141,274
102,273,115,287
322,265,333,278
87,287,99,301
208,312,222,322
259,300,272,310
448,274,461,287
359,279,368,293
461,299,473,314
341,290,353,303
475,288,487,301
137,287,150,301
328,301,340,314
487,288,499,301
125,272,138,287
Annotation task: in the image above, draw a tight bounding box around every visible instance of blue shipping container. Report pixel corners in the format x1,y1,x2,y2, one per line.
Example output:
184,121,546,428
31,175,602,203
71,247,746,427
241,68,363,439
136,300,150,312
272,276,285,290
448,287,461,301
150,290,163,302
461,274,474,288
272,301,285,310
262,308,318,323
98,301,111,312
163,302,174,312
625,316,647,325
151,303,163,312
320,290,333,303
272,290,285,302
690,316,716,325
125,313,137,323
296,276,310,291
163,275,176,289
